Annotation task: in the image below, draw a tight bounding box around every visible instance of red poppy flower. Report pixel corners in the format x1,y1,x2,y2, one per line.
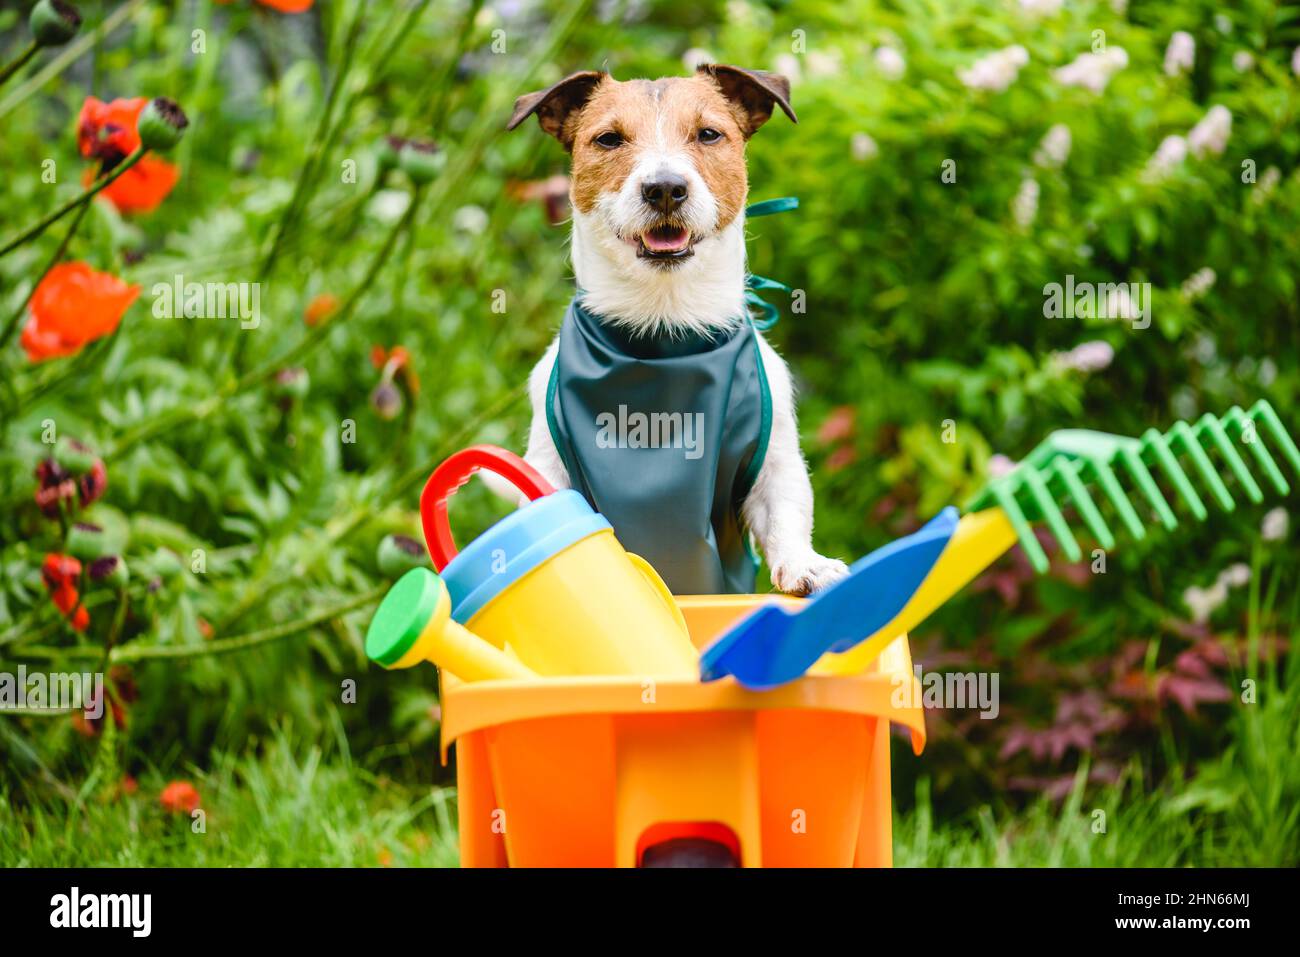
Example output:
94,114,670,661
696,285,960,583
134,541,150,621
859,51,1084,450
79,459,108,505
51,581,89,631
76,96,179,214
258,0,315,12
160,780,201,814
91,155,181,214
304,292,339,327
370,344,410,370
22,261,140,362
77,96,144,165
41,553,82,589
41,553,88,630
370,345,420,394
214,0,315,9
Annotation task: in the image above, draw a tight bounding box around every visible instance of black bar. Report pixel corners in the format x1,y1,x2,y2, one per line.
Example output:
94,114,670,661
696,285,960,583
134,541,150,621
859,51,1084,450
0,867,1287,942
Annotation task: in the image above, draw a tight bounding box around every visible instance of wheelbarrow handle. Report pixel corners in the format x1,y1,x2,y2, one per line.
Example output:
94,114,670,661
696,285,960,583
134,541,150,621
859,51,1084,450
421,445,556,570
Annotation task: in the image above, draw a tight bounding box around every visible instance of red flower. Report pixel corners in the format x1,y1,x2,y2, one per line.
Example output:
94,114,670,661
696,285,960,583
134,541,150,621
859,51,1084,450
79,459,108,505
370,345,419,394
258,0,315,12
160,780,201,814
304,292,339,327
215,0,315,9
41,553,82,589
76,97,179,214
77,96,144,166
91,156,180,214
22,262,140,362
370,344,410,370
41,553,89,631
817,405,856,445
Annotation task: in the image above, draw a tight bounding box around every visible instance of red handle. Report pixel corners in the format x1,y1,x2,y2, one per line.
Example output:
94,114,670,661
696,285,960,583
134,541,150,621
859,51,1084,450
421,445,555,571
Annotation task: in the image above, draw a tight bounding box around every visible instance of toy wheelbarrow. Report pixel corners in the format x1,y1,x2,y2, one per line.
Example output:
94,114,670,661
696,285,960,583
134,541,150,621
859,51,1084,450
440,598,925,868
367,446,927,867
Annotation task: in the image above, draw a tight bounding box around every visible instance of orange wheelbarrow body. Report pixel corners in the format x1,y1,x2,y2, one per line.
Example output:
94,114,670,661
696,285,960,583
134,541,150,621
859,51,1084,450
440,595,926,867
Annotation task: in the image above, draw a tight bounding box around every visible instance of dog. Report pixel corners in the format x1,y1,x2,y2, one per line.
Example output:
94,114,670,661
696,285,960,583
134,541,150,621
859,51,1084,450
503,64,848,597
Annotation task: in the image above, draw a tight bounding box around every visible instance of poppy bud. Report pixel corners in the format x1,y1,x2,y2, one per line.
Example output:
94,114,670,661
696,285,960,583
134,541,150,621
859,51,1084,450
89,555,130,588
376,136,405,173
370,380,403,420
35,457,69,488
376,534,429,577
34,460,77,518
273,367,310,399
66,522,109,559
29,0,81,47
53,437,98,474
398,140,442,184
137,97,189,152
79,459,108,506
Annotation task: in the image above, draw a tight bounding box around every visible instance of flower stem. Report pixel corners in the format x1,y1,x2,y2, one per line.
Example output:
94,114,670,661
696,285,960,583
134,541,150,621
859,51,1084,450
111,585,384,662
105,184,426,460
0,0,148,121
0,41,38,91
0,199,92,352
255,1,366,285
0,147,144,260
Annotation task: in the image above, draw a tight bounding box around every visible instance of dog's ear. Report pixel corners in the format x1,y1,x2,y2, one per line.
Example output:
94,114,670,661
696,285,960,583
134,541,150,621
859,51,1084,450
506,70,607,149
696,64,796,137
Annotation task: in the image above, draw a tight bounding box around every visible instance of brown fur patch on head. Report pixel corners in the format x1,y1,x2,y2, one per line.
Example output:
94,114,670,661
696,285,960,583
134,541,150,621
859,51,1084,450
510,67,794,238
567,75,754,230
506,70,606,147
696,65,796,136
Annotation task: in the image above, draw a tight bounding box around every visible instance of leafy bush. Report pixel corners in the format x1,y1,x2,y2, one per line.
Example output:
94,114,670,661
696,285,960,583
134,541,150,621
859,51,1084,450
0,0,1296,860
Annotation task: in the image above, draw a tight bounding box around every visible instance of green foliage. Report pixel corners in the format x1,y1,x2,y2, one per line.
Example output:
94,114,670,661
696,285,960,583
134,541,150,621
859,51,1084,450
0,0,1297,864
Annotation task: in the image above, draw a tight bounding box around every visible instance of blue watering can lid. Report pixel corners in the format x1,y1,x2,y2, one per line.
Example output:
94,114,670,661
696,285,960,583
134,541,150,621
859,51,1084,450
440,489,610,623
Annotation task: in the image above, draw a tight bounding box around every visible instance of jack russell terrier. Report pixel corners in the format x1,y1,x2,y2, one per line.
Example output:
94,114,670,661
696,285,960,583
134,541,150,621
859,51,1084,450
503,64,848,597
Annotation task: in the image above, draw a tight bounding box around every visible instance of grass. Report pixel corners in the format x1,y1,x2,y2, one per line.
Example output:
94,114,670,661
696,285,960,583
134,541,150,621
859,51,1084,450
1,730,459,867
5,554,1295,869
6,669,1296,867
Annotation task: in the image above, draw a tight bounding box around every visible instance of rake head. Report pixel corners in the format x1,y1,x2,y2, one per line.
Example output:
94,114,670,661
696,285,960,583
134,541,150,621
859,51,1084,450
965,399,1300,573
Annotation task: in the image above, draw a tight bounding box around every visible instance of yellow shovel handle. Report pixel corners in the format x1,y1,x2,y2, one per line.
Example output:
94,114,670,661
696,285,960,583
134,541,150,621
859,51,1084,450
816,508,1019,676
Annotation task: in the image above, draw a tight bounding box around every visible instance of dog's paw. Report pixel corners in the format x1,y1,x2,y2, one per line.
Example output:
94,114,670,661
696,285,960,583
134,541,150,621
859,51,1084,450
769,552,850,597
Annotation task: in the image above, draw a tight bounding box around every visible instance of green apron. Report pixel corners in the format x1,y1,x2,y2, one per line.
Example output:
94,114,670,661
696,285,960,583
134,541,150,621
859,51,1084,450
546,298,772,594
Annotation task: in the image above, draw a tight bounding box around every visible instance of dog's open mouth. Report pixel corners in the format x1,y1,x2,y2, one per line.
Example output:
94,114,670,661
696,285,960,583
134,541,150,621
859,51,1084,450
636,224,694,262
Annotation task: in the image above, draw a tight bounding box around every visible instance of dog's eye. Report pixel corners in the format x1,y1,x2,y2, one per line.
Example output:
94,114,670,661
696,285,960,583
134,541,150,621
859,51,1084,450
698,127,723,144
594,131,623,149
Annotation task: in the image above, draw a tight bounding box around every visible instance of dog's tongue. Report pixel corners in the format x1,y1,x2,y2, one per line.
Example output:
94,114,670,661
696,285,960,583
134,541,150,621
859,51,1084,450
642,226,690,253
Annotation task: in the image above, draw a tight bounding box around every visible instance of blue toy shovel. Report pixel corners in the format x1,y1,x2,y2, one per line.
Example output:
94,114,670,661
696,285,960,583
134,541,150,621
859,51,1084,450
699,507,959,690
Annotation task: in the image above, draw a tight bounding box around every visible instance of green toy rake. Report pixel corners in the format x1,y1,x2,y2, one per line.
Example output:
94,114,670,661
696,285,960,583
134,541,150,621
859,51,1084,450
964,398,1300,573
815,399,1299,678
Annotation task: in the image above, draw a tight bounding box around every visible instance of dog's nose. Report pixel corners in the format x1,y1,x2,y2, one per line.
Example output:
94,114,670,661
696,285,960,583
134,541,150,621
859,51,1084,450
641,173,688,213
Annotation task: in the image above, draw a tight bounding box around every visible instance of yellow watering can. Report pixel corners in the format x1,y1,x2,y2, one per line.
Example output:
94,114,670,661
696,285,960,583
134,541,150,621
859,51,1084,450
417,445,697,679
